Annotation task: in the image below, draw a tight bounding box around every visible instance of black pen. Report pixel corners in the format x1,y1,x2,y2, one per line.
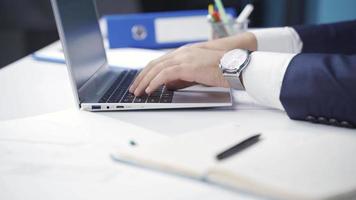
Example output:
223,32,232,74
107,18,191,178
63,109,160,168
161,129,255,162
216,134,261,161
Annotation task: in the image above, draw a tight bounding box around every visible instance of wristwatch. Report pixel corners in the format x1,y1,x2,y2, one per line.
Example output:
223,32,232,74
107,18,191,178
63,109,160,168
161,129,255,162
219,49,251,90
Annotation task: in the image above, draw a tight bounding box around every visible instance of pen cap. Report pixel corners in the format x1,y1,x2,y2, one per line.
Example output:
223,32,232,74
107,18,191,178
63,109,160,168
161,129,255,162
233,19,249,34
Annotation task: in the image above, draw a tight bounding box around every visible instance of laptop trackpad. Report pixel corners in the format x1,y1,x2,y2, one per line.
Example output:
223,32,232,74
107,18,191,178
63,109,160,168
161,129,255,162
172,85,231,103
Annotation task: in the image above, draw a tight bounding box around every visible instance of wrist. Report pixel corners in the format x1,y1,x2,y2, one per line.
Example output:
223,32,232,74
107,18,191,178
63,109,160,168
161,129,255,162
235,32,257,51
220,49,251,90
213,32,257,51
193,32,257,52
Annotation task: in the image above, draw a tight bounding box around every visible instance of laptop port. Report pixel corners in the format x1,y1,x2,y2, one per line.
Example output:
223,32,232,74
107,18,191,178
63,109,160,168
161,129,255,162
91,105,101,110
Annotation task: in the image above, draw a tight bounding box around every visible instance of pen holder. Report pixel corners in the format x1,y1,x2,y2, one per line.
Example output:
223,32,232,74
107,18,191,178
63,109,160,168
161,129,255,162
209,19,249,39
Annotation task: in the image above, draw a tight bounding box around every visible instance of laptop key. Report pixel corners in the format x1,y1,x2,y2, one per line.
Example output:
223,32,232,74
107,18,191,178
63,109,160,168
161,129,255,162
162,88,174,95
134,95,148,103
121,92,135,103
99,96,108,103
150,91,162,97
108,89,126,103
158,86,174,103
160,97,173,103
100,71,128,103
122,98,133,103
147,96,160,103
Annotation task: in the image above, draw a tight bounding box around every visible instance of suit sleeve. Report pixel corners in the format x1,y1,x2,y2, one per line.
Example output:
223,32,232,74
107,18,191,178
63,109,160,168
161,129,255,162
280,53,356,128
293,20,356,54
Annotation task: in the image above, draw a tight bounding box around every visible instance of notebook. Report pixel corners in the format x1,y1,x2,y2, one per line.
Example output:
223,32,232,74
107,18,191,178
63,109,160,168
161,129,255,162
112,123,356,200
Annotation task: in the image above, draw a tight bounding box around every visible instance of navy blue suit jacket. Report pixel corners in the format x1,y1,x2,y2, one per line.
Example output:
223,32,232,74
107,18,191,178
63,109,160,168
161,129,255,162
280,20,356,128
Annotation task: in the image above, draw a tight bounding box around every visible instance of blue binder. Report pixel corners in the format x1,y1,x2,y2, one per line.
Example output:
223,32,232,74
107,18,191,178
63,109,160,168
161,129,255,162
106,9,236,49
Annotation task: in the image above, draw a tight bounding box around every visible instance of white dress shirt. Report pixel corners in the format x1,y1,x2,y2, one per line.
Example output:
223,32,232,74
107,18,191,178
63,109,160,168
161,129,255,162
242,27,303,110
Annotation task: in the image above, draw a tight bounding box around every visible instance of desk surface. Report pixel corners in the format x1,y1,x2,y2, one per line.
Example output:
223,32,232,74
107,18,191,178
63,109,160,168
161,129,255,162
0,54,286,135
0,51,352,200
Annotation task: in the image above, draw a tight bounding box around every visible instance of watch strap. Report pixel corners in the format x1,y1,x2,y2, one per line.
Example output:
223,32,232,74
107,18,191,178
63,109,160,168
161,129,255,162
220,50,251,90
225,74,244,90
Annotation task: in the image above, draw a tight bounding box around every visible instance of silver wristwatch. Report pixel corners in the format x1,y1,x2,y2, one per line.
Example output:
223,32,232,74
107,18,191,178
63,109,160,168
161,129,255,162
219,49,251,90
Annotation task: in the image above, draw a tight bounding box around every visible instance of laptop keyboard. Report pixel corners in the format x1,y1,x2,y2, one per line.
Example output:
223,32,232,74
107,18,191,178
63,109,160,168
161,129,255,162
99,70,174,103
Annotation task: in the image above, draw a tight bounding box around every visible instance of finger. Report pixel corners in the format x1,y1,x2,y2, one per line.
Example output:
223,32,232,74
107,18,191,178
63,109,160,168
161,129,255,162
134,59,178,96
129,61,157,93
145,65,190,94
129,51,176,93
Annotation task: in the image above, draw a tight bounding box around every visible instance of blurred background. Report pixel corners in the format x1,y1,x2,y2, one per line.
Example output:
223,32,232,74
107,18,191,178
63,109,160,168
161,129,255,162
1,0,356,68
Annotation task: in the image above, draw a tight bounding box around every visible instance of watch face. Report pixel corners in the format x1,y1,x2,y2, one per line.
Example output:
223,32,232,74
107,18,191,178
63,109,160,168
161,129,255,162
221,49,249,72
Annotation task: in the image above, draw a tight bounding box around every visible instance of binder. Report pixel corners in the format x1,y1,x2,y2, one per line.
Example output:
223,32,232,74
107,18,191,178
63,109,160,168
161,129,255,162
105,9,236,49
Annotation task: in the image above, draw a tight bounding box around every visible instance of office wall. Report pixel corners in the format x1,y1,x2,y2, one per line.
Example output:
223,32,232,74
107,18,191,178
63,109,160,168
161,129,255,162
1,0,356,68
260,0,287,27
305,0,356,24
0,0,141,68
261,0,356,26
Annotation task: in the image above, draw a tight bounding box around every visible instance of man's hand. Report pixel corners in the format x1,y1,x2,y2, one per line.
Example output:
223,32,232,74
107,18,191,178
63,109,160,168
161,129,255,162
129,32,257,96
129,46,229,96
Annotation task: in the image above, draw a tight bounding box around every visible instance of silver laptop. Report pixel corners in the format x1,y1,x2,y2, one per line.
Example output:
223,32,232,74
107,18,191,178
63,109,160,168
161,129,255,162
50,0,232,111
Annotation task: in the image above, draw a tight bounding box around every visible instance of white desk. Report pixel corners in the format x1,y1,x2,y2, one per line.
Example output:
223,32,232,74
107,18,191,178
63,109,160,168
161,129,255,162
0,51,353,200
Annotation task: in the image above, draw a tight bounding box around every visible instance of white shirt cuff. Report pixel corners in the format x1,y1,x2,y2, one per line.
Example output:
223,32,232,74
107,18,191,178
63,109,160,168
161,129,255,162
249,27,303,53
242,51,297,110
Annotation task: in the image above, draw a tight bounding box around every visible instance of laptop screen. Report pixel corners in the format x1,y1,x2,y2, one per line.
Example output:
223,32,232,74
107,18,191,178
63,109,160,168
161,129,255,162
52,0,107,90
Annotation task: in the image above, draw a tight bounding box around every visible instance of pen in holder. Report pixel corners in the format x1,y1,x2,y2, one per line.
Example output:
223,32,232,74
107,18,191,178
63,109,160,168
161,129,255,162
209,17,249,39
207,3,253,39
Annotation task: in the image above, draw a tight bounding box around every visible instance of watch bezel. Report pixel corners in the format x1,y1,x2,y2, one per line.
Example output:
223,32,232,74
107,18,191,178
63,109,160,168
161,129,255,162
220,50,251,75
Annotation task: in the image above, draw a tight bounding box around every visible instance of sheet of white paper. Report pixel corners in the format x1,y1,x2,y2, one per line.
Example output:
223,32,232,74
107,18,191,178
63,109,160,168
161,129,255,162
0,109,166,146
0,110,253,200
33,41,166,68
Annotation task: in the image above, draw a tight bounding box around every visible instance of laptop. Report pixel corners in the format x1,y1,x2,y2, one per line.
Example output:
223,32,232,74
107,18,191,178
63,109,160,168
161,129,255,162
50,0,232,111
